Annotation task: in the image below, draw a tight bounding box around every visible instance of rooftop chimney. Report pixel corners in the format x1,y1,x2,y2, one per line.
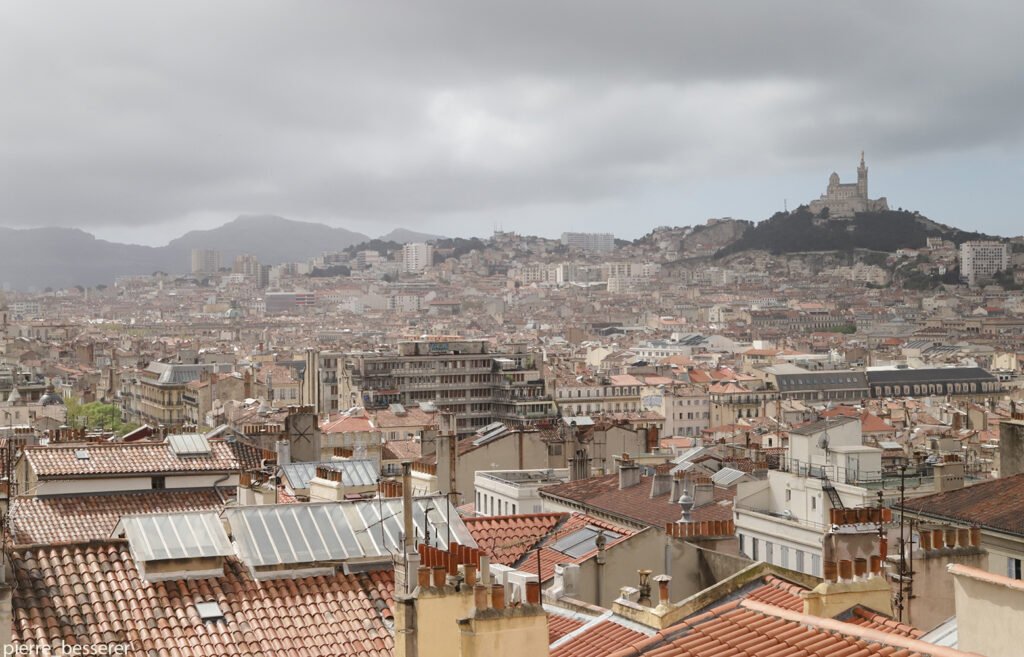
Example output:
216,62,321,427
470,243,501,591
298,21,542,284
650,463,673,498
618,455,641,489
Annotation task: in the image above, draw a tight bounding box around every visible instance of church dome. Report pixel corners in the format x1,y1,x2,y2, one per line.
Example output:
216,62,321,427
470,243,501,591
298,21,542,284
224,301,244,320
40,384,64,406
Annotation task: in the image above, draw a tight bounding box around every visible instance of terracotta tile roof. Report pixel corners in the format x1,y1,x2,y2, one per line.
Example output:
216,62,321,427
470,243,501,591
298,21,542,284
321,411,375,433
11,541,395,656
539,473,734,528
900,472,1024,536
845,606,925,639
463,513,566,565
25,439,254,477
741,575,806,612
551,620,647,657
547,612,586,644
8,490,226,545
611,598,976,657
382,439,422,461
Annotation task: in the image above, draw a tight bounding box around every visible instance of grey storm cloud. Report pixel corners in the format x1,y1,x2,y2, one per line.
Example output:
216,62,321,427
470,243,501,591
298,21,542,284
2,1,1024,240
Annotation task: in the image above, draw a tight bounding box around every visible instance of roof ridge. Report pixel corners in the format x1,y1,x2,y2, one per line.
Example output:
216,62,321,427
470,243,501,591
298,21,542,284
741,598,982,657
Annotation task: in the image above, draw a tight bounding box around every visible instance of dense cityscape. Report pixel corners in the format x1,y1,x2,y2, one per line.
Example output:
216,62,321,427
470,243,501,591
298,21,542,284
5,2,1024,656
1,156,1023,655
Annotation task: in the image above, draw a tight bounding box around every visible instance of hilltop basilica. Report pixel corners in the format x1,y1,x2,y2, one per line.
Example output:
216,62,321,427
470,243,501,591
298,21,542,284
807,153,889,218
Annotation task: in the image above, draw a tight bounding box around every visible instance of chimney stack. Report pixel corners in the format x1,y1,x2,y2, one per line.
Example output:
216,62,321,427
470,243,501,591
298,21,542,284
650,463,673,498
654,574,671,607
618,454,641,489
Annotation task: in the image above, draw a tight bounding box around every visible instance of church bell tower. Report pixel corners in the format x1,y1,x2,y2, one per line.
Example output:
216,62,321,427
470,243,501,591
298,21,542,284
857,151,868,199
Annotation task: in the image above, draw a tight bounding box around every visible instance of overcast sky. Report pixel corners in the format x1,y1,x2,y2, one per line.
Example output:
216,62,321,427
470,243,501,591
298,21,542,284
2,1,1023,245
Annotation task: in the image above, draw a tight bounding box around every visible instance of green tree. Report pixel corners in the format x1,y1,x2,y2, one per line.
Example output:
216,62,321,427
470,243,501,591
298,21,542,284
66,399,138,433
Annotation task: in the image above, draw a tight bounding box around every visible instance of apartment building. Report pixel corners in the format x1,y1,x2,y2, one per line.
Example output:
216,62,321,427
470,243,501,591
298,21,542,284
401,242,433,273
734,417,877,577
121,361,232,430
560,231,615,252
662,384,710,437
190,248,222,274
960,240,1010,286
554,374,643,417
314,339,555,435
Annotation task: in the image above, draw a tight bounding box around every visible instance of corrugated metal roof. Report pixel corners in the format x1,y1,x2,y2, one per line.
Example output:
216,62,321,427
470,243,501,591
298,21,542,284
114,511,233,562
224,495,476,568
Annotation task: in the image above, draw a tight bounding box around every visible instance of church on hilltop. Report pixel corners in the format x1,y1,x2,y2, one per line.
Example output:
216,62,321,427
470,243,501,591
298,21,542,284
807,153,889,218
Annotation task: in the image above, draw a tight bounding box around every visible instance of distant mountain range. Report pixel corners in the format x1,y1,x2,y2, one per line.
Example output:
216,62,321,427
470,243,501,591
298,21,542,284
0,215,445,291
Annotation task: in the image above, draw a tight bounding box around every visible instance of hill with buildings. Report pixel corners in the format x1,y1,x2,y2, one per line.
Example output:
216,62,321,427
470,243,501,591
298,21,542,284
714,208,998,258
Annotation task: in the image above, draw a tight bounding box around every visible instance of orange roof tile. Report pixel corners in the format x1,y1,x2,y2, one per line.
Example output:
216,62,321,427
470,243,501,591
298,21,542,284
11,541,395,656
24,439,258,477
463,513,566,565
548,613,586,644
551,620,647,657
8,490,226,545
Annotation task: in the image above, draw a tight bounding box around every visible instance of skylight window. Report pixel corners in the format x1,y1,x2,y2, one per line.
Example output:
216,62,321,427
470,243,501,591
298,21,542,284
168,433,212,457
195,601,225,623
74,449,89,460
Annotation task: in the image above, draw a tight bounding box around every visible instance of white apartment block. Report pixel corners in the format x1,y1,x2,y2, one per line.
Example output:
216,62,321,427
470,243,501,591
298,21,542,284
733,416,877,578
474,469,568,516
401,242,433,273
960,240,1010,286
560,232,615,253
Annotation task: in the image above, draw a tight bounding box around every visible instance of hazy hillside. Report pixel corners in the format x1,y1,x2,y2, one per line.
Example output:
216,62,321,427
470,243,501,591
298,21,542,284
378,228,445,243
0,227,171,290
0,215,373,290
165,215,370,264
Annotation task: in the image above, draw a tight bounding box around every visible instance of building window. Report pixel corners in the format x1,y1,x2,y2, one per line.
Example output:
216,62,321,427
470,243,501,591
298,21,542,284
751,538,759,561
795,550,805,573
765,541,774,564
780,545,789,569
152,476,166,490
811,496,816,511
1009,558,1022,580
785,489,791,502
811,555,821,577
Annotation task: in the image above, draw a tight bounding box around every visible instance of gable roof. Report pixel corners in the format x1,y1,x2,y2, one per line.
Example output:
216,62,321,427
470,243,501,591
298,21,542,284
24,438,258,478
10,541,395,656
900,473,1024,536
539,473,734,528
8,490,226,545
611,598,977,657
463,513,565,566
